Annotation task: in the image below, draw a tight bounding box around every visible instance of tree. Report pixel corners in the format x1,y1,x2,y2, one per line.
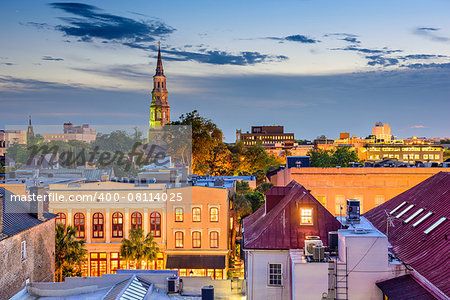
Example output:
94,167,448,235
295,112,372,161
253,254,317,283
55,224,87,282
308,147,359,167
120,228,159,269
255,182,273,194
444,149,450,161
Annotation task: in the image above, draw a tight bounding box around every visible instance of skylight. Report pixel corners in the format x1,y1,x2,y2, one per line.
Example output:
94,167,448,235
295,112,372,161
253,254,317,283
424,217,447,234
412,211,433,227
390,201,407,215
404,208,424,223
396,204,414,218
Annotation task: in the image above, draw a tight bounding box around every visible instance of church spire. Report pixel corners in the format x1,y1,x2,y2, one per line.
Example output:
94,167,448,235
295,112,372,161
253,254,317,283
155,41,164,76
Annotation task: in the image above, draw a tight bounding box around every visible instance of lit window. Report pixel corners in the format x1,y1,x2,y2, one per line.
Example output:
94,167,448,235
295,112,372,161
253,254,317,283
375,195,385,206
150,212,161,237
210,231,219,248
175,231,184,248
268,263,282,286
175,208,184,222
317,196,326,207
404,208,424,223
192,207,201,222
112,212,123,238
92,213,104,238
131,212,142,230
300,208,313,225
56,213,66,227
74,213,85,238
412,211,433,227
192,231,201,248
424,217,446,234
210,207,219,222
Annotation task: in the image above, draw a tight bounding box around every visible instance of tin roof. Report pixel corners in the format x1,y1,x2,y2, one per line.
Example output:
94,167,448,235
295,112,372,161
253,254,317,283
243,180,341,250
364,172,450,298
376,275,438,300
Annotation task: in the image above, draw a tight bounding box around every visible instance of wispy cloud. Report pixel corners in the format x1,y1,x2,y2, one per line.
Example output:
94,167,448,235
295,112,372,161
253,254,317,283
264,34,319,44
325,33,361,44
42,56,64,61
414,27,450,43
410,125,426,128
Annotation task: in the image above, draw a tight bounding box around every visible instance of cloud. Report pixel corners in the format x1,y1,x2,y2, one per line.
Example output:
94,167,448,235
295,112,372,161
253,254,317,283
1,62,16,66
366,55,399,67
333,46,402,54
325,33,361,44
42,56,64,61
264,34,319,44
404,63,450,70
410,125,426,128
49,2,175,44
399,54,446,60
414,27,450,43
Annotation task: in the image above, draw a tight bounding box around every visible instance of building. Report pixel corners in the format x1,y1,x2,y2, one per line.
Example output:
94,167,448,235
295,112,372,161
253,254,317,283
0,129,27,156
236,126,295,153
26,116,34,141
372,122,392,141
47,181,230,279
0,186,56,300
270,167,443,215
42,123,96,143
364,171,449,299
243,181,341,300
149,43,170,130
365,143,443,164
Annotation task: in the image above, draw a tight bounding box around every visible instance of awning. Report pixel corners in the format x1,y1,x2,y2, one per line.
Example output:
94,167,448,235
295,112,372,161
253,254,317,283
376,275,438,300
165,255,226,269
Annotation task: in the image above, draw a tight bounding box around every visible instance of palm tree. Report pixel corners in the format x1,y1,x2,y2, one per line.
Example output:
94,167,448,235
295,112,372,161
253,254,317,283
120,228,159,269
55,223,87,282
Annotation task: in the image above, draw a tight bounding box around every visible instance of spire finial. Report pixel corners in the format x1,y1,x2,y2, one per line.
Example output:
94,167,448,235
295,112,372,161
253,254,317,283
155,42,164,76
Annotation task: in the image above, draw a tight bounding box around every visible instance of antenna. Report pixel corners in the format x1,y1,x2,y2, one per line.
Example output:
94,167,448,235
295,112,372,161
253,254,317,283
385,209,395,236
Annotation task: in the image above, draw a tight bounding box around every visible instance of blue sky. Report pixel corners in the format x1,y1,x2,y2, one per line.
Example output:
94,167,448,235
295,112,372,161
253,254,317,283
1,0,449,141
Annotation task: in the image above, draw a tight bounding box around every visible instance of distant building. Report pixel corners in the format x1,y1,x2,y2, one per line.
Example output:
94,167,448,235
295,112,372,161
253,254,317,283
243,181,341,300
42,123,96,143
286,156,310,168
149,43,170,131
26,115,34,141
0,129,27,156
372,122,392,141
365,143,443,164
0,186,56,300
236,126,295,156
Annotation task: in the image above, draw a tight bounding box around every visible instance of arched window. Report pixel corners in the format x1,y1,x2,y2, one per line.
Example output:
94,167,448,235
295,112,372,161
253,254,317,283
150,212,161,237
210,207,219,222
92,213,104,238
131,212,142,230
192,231,201,248
56,213,66,227
175,208,183,222
210,231,219,248
158,82,160,88
192,207,201,222
112,212,123,238
175,231,184,248
74,213,85,238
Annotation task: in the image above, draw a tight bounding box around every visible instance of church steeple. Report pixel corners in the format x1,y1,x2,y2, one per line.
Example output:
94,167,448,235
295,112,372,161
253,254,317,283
148,42,170,134
27,115,34,140
155,42,164,76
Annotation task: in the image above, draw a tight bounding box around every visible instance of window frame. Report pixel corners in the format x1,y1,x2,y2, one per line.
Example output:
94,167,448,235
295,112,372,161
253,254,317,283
92,212,104,238
112,212,124,238
56,212,66,227
175,207,184,222
150,211,161,237
267,263,283,286
74,212,85,238
192,231,201,248
210,207,219,222
210,231,219,248
300,207,314,225
192,207,201,222
175,231,184,248
131,212,142,230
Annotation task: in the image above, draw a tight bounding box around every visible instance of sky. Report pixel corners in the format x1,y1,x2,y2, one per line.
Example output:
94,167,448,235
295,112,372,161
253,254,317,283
0,0,449,141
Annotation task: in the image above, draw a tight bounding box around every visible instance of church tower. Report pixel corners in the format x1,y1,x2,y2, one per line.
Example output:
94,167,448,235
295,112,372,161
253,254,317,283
149,43,170,129
27,115,34,140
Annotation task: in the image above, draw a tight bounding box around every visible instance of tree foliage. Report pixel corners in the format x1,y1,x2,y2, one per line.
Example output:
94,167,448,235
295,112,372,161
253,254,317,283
308,147,359,167
120,228,160,269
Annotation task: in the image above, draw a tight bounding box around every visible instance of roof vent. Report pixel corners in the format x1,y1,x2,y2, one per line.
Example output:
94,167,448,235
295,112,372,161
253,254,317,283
354,227,368,234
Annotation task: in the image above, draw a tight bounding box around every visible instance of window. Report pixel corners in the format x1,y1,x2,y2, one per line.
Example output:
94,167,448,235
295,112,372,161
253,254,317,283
92,213,104,238
375,195,385,206
210,231,219,248
424,217,446,234
112,212,124,238
21,241,27,261
131,212,142,230
150,212,161,237
413,211,433,227
192,231,201,248
317,196,326,207
56,212,66,227
90,252,107,277
175,231,184,248
300,208,313,225
268,263,282,286
175,208,184,222
404,208,424,223
110,253,123,274
395,204,414,219
390,201,407,215
210,207,219,222
74,213,85,238
192,207,201,222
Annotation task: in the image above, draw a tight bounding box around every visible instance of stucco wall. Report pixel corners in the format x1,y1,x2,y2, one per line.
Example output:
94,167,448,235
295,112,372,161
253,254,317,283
0,219,55,300
291,261,328,299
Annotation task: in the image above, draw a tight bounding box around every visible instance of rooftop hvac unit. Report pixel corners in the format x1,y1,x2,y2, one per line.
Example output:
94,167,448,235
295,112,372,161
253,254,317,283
313,245,325,261
167,276,181,293
346,199,360,224
305,239,323,256
328,231,338,253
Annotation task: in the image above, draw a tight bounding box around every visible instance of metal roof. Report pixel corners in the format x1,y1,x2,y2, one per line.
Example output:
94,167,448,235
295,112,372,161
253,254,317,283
364,172,450,298
376,275,438,300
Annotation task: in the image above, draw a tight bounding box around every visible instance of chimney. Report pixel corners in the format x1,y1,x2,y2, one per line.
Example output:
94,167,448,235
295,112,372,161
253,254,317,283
30,186,48,221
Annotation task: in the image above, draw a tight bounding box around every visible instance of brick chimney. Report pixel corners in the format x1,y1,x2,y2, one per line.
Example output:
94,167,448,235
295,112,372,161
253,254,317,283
30,186,48,221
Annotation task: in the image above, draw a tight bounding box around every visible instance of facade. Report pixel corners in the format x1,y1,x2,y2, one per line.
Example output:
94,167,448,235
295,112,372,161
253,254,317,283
149,44,170,130
271,167,443,215
42,123,96,143
0,186,56,300
372,122,392,141
0,129,27,156
236,126,295,150
365,143,443,164
243,181,341,300
47,181,229,279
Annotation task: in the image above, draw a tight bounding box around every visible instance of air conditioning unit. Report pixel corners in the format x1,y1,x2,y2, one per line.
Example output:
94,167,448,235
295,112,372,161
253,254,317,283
313,245,325,261
167,276,181,293
305,239,323,256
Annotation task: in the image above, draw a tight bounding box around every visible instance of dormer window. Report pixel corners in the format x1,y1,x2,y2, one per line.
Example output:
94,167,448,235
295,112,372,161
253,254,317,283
300,208,313,225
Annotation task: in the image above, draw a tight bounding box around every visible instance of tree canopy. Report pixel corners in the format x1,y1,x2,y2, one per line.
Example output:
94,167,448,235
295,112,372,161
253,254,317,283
308,147,359,167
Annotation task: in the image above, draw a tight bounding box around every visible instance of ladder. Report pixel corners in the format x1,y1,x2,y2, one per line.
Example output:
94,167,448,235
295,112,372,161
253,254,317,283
334,251,348,300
